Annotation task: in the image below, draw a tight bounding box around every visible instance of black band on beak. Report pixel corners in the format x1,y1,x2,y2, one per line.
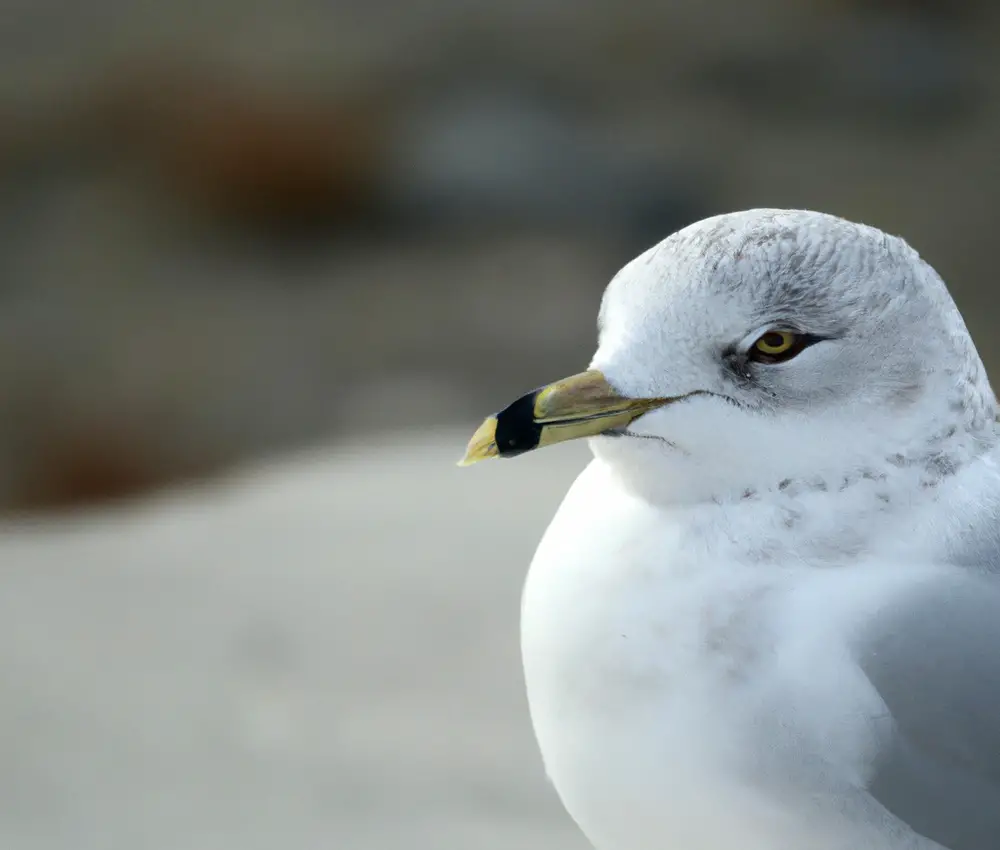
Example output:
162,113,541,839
493,389,544,458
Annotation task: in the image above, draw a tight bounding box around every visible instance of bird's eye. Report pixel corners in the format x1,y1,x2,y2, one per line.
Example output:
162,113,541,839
750,330,803,363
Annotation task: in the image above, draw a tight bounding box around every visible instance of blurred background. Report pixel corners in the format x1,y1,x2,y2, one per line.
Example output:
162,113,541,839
0,0,998,847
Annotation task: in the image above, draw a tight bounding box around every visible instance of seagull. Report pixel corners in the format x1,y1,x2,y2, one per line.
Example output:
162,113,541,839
460,209,1000,850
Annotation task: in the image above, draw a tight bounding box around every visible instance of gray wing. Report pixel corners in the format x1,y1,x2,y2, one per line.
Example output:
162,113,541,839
856,573,1000,850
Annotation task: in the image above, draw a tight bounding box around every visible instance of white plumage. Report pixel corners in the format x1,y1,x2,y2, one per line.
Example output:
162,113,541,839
515,210,1000,849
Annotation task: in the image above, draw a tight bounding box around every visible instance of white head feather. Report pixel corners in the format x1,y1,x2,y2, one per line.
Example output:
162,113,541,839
589,209,996,506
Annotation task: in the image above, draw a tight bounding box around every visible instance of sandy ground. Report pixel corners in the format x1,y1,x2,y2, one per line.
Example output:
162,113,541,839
0,428,592,850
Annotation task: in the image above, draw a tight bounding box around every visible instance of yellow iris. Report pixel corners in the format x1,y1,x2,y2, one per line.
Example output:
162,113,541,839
754,331,796,356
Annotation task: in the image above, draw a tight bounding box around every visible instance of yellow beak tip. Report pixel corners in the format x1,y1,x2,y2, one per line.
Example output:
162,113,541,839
458,416,500,468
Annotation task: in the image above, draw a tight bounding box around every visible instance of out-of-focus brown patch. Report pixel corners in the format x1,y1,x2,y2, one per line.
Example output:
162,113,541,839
100,64,392,231
0,60,396,235
14,422,213,513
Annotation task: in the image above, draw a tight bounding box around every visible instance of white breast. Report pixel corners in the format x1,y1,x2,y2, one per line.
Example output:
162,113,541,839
519,459,934,850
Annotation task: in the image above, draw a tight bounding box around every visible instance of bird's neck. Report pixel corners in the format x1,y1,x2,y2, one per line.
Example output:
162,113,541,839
595,430,999,568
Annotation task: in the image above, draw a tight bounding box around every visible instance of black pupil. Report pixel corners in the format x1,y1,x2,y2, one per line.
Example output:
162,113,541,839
762,332,787,348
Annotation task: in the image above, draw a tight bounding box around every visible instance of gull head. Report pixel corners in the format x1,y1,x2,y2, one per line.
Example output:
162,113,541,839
462,209,996,505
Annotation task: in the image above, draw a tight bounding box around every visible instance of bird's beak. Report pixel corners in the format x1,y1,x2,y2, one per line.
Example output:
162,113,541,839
459,369,674,466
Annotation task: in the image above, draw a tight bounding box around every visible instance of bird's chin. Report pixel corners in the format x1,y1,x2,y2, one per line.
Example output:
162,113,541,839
596,422,681,449
588,429,705,505
590,429,682,466
612,430,679,449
